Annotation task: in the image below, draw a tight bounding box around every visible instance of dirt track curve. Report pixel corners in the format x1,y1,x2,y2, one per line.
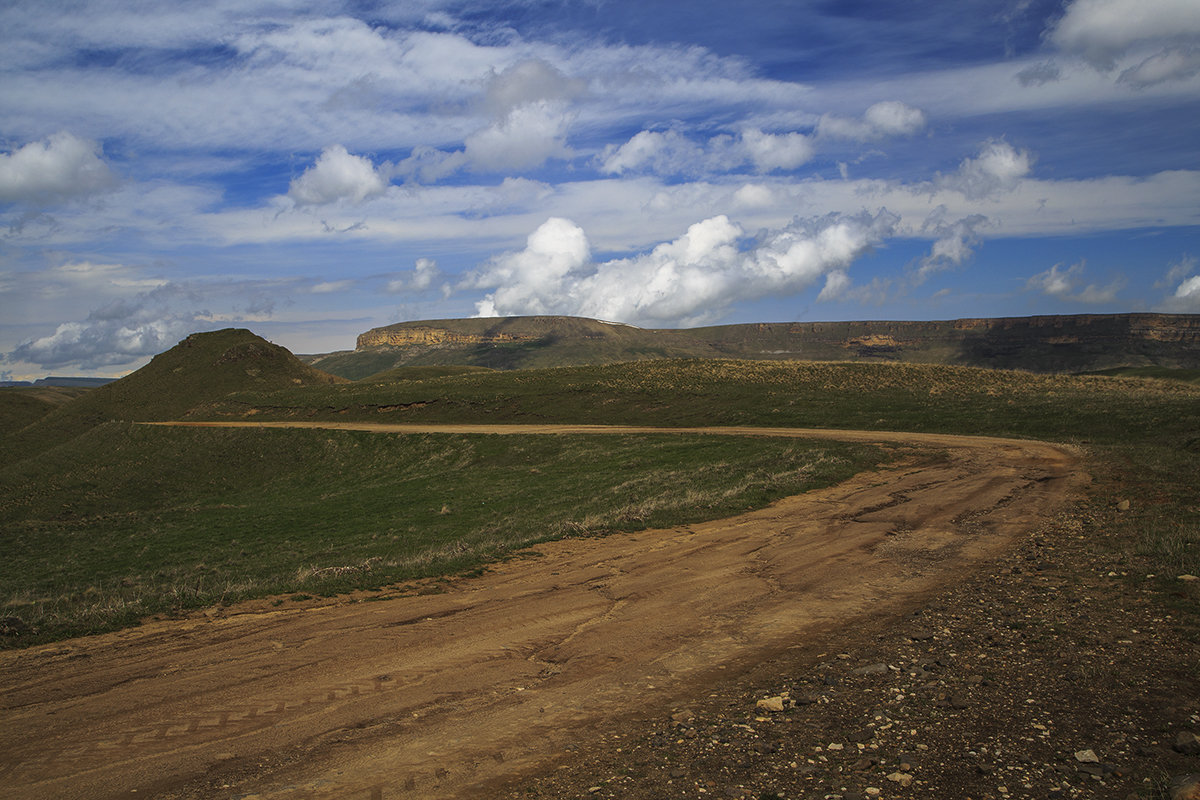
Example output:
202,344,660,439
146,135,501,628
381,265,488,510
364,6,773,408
0,424,1084,800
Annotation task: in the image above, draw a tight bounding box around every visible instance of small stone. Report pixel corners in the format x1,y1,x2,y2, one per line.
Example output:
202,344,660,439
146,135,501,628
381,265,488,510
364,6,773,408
853,663,890,675
1116,499,1131,511
887,771,913,786
756,696,786,713
827,742,845,751
865,788,882,798
1175,731,1200,755
1169,774,1200,800
909,630,936,641
1180,574,1199,583
1075,749,1100,763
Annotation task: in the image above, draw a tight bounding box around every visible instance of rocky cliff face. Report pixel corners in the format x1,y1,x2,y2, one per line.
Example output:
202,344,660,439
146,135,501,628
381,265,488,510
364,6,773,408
356,327,537,349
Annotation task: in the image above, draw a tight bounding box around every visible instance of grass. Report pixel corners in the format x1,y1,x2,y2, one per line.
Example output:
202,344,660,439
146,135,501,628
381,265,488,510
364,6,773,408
0,421,881,646
207,358,1200,445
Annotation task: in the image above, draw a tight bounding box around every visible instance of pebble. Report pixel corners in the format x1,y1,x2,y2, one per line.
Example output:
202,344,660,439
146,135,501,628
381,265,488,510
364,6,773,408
1074,749,1100,763
852,663,890,676
756,696,786,713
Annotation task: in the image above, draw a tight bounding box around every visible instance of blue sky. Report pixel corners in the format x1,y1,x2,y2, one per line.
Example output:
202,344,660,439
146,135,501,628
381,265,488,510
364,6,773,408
1,0,1198,379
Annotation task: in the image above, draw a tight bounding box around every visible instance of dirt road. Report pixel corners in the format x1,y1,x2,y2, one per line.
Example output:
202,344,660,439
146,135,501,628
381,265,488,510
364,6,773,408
0,424,1083,800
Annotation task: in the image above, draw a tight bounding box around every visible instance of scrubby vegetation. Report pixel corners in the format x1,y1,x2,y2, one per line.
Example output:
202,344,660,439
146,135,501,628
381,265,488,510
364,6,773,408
0,422,879,644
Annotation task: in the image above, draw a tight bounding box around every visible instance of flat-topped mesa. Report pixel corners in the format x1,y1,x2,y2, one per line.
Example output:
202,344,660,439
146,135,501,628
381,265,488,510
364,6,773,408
356,326,536,349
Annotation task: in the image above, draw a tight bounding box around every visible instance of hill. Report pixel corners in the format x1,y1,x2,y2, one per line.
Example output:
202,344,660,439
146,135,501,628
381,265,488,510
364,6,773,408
308,313,1200,378
0,329,344,462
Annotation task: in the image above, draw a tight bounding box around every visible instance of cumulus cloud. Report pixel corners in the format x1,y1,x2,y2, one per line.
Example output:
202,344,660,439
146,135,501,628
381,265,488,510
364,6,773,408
386,257,443,294
738,128,815,171
1158,255,1200,310
1026,260,1122,303
1174,275,1200,299
817,101,927,141
0,132,117,204
394,59,582,179
469,211,896,326
288,145,387,206
464,100,574,172
1050,0,1200,69
937,140,1033,200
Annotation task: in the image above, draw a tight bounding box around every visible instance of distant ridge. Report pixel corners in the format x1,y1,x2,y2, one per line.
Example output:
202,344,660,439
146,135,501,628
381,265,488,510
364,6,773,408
0,376,115,388
307,313,1200,379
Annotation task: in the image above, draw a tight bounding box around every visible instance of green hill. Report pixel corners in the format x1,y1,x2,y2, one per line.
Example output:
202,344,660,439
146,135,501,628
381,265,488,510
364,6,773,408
1,329,344,463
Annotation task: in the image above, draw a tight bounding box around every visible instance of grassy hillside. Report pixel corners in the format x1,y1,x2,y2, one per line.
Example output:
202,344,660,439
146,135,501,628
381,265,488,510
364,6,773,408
0,386,93,437
204,358,1200,446
1083,366,1200,384
0,329,344,463
0,423,879,644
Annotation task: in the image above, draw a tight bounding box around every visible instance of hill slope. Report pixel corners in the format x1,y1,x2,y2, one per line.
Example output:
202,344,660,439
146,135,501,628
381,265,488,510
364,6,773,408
310,313,1200,378
1,329,344,462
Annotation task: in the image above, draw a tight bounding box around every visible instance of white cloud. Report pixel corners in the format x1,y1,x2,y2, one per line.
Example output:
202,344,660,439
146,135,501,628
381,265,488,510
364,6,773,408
598,130,703,175
1175,275,1200,299
1050,0,1200,69
598,127,812,176
1157,254,1197,288
915,211,990,283
818,101,927,141
464,100,574,172
1026,260,1122,303
937,140,1033,200
288,145,387,206
482,59,585,117
0,132,116,204
310,280,355,293
738,128,815,172
386,257,443,294
470,211,896,326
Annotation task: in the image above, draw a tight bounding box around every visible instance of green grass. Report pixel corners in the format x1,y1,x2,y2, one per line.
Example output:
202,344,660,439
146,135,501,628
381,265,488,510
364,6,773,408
0,422,881,646
1082,366,1200,384
208,358,1200,446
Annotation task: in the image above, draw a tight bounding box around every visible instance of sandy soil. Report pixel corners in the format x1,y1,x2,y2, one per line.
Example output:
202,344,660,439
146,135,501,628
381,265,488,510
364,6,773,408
0,424,1082,800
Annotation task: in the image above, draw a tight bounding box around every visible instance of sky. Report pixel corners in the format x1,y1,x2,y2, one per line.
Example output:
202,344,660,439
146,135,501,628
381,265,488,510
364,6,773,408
1,0,1199,379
